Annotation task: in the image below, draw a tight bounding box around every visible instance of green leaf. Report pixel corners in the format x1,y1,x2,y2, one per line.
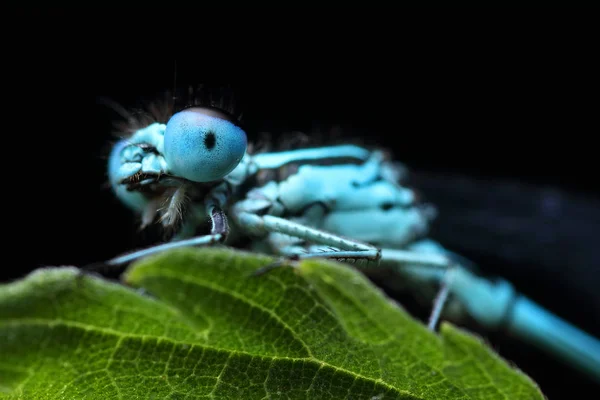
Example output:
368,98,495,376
0,248,543,399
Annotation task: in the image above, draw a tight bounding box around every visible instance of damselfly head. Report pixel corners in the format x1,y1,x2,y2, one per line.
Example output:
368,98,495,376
101,84,247,183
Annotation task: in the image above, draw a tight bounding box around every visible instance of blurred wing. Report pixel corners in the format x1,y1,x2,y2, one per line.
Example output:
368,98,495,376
408,170,600,325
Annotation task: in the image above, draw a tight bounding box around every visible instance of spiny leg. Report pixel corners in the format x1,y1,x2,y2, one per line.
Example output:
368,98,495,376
381,247,462,331
426,268,454,331
234,210,382,275
233,210,456,330
301,242,460,331
290,243,458,331
81,203,229,273
235,211,380,261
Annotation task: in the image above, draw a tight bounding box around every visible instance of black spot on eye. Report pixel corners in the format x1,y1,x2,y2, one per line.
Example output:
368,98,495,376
204,132,216,150
380,202,394,211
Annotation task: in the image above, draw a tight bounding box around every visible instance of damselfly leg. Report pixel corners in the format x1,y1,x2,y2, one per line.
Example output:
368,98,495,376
231,204,457,331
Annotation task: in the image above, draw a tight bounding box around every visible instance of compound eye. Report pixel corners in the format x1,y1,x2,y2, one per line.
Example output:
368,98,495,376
164,107,247,182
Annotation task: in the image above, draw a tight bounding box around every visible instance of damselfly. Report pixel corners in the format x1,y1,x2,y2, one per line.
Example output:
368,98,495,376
91,84,600,384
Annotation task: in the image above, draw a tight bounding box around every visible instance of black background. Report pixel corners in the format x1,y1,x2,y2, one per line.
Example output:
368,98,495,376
5,10,600,399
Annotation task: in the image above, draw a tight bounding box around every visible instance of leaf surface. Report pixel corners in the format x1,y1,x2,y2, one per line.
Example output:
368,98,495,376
0,248,544,399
